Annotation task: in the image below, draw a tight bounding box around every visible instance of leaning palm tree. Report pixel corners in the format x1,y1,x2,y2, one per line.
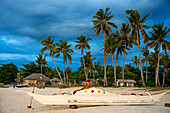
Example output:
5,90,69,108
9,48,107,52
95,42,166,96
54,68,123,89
92,7,118,86
35,53,47,74
73,35,92,82
141,47,149,82
126,9,152,86
40,35,63,84
56,40,74,85
147,22,170,87
120,23,132,84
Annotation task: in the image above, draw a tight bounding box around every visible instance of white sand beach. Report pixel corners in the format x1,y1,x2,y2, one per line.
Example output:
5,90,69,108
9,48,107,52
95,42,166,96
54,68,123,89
0,87,170,113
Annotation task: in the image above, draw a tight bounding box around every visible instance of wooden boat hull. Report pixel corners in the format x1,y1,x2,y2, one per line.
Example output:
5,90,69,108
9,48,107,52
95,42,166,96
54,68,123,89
25,87,167,105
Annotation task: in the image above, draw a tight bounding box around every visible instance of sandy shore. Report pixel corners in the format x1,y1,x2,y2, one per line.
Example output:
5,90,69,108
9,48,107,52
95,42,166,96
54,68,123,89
0,87,169,113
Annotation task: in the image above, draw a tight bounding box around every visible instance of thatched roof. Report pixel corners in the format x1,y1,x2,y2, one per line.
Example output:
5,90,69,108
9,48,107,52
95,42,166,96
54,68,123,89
24,73,50,82
50,78,61,82
117,79,136,83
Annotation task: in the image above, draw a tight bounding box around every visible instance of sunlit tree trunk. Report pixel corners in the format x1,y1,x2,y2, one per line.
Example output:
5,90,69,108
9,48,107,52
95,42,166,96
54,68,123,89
41,64,42,74
52,56,63,85
146,59,148,82
155,67,157,87
63,56,66,86
156,43,161,87
111,54,117,86
136,29,145,86
83,53,87,82
103,31,108,86
122,40,126,86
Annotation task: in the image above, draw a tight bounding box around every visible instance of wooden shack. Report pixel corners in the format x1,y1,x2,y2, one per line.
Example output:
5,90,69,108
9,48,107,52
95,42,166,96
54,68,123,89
23,73,50,86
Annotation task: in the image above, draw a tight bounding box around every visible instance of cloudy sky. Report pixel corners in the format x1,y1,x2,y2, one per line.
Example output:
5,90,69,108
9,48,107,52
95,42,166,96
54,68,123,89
0,0,170,71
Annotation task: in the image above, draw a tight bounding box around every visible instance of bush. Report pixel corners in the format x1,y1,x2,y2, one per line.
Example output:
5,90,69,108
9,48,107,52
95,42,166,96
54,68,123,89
28,83,35,86
45,81,51,86
146,81,155,87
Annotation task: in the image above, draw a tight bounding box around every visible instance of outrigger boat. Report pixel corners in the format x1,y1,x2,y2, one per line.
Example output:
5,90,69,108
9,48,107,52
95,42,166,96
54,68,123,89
25,87,168,108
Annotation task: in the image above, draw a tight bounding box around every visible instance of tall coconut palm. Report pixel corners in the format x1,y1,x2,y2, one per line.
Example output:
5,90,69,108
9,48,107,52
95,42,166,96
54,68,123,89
141,47,149,82
92,7,118,86
126,9,152,86
131,56,140,80
40,35,63,84
161,53,169,87
131,56,140,68
35,53,47,74
148,51,160,86
79,51,96,81
148,22,170,87
56,40,74,85
120,23,132,84
105,34,117,86
65,67,72,85
105,32,127,86
73,35,92,82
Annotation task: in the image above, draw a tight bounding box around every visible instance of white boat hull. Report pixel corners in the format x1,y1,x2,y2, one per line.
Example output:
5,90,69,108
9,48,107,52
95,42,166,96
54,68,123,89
25,87,167,105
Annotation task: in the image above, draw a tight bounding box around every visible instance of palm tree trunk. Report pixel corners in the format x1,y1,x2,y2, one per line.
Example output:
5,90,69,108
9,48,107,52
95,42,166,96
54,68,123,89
122,40,126,86
83,53,87,82
66,72,68,85
52,56,63,84
136,29,145,86
146,59,148,82
63,58,66,86
103,31,107,86
162,71,165,87
87,67,89,81
156,43,161,87
111,54,117,86
155,67,157,87
41,64,42,74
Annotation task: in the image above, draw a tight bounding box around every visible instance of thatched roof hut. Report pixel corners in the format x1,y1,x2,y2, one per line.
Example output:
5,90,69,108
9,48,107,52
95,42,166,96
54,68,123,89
23,73,50,86
50,78,62,86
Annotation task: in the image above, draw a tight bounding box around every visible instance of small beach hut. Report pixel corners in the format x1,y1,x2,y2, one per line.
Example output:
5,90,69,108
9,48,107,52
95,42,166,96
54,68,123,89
23,73,50,86
117,79,136,87
50,78,62,86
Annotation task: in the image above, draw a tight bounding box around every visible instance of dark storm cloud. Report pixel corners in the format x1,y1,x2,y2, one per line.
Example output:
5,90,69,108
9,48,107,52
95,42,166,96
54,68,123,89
0,0,170,70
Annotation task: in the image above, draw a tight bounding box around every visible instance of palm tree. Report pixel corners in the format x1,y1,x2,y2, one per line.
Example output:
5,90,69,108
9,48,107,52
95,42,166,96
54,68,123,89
131,56,140,68
92,8,118,86
131,56,140,81
161,53,169,87
79,51,96,81
126,9,152,86
40,35,63,84
56,40,74,85
105,34,117,86
120,23,132,84
73,35,92,82
35,53,47,74
141,47,149,82
148,51,160,86
105,32,127,86
65,67,72,85
148,22,170,87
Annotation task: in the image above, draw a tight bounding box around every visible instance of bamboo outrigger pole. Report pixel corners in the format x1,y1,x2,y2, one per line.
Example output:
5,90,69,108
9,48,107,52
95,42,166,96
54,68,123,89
27,86,35,109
